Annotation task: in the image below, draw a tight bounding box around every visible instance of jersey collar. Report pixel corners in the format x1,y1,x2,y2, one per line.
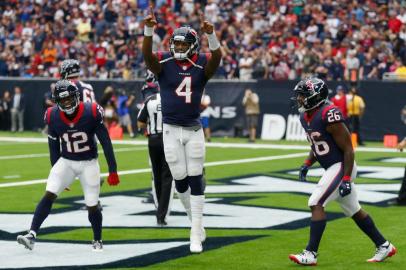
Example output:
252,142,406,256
175,53,199,70
59,102,85,127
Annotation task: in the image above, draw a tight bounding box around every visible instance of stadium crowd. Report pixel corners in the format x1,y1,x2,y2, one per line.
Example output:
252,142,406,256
0,0,406,81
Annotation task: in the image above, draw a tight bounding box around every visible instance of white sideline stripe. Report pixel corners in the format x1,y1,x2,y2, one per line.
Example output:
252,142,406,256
0,147,147,160
0,152,308,188
0,136,398,153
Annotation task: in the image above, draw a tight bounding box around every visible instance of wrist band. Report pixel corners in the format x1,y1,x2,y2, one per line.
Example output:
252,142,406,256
342,175,351,181
207,31,220,51
304,159,312,167
144,25,154,37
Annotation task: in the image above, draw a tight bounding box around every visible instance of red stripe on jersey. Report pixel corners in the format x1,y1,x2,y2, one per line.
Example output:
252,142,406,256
46,107,53,125
321,105,336,121
92,103,97,119
155,51,164,61
303,106,322,123
205,53,212,61
59,102,85,126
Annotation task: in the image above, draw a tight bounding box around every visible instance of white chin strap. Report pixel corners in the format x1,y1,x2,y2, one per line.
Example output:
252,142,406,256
59,105,76,115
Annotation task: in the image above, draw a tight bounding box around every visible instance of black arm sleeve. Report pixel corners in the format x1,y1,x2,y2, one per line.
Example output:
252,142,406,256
137,99,150,123
94,104,117,173
48,126,60,166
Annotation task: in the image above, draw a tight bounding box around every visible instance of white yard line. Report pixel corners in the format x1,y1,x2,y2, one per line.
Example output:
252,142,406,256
0,136,398,153
0,147,147,160
0,152,308,188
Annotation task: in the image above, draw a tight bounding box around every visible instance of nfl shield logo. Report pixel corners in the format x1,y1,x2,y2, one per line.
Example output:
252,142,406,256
70,124,74,128
182,66,187,70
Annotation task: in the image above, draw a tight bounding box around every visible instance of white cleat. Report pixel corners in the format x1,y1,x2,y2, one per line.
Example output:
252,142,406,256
17,232,36,251
190,230,203,253
289,250,317,266
92,240,103,252
200,227,206,242
367,241,397,262
190,240,203,253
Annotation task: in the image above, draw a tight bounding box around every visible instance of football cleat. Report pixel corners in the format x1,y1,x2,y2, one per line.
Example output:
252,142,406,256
367,241,397,262
289,250,317,266
190,240,203,254
190,230,203,253
200,226,206,242
17,232,36,250
92,240,103,252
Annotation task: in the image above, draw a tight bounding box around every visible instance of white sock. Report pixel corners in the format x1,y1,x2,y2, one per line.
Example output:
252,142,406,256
29,230,37,238
177,188,192,221
190,195,205,241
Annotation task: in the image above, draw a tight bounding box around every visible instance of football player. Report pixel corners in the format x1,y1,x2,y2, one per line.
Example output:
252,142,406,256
17,80,120,251
60,59,104,207
60,59,96,103
289,78,396,265
142,6,222,253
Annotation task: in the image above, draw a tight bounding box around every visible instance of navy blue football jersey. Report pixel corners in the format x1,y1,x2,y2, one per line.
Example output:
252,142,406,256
72,80,96,103
44,102,117,172
300,103,345,169
156,52,209,127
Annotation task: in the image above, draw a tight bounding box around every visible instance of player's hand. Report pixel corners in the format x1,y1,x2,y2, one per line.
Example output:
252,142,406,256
144,5,157,28
298,165,309,182
107,172,120,186
339,179,351,197
200,13,214,34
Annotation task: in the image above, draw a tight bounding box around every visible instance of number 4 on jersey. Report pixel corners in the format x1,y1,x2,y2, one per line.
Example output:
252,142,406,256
175,76,192,103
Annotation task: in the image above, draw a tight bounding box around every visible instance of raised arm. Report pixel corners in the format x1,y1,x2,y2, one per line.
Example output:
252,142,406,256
201,14,222,80
142,5,161,75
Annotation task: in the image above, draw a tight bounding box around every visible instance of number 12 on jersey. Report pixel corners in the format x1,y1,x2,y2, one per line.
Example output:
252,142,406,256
175,76,192,103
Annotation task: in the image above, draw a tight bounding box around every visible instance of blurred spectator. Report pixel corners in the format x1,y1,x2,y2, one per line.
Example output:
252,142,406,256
0,91,12,130
242,88,260,143
347,86,366,146
0,1,406,80
330,85,348,119
239,51,254,80
200,92,211,142
100,86,117,128
11,86,25,132
117,88,136,138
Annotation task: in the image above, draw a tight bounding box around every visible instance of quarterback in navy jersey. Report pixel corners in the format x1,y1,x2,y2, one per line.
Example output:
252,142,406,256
289,78,396,265
142,6,221,253
17,80,119,252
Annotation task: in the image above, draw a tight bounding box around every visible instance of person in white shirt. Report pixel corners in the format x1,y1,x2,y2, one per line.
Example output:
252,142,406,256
200,93,211,142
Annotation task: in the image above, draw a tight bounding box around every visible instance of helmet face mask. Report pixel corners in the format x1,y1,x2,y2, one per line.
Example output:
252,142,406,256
169,26,199,60
60,59,81,79
53,80,80,115
292,78,329,113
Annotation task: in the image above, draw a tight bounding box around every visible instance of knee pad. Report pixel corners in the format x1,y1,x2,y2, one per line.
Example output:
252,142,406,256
186,142,204,176
175,178,189,193
188,175,204,195
164,146,187,180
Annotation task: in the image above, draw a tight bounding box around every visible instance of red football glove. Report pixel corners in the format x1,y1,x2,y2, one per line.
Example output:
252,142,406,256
107,172,120,186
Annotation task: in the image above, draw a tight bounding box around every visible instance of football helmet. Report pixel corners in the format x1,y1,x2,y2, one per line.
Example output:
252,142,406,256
292,77,329,113
53,80,80,114
60,59,81,79
169,26,199,60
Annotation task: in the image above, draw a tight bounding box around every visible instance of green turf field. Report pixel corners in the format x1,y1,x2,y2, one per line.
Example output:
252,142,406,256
0,132,404,269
